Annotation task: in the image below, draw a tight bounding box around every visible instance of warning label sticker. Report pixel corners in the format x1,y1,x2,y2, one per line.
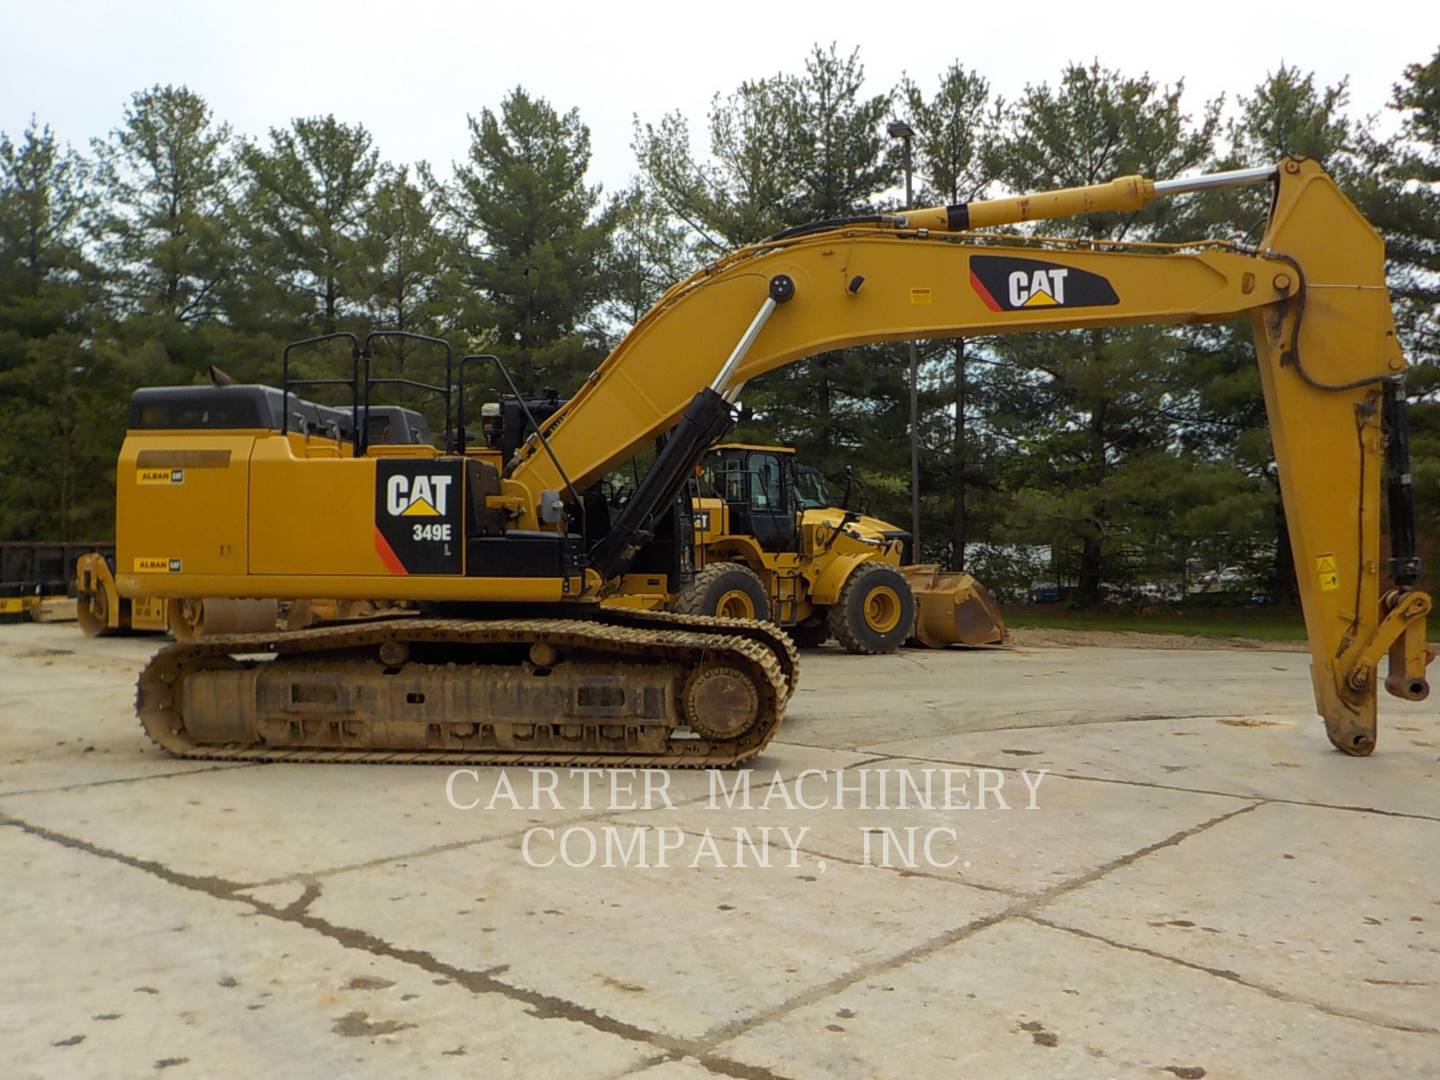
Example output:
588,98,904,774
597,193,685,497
1316,553,1339,592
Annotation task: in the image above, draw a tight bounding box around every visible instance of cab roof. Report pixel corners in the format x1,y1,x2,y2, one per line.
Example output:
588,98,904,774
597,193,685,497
709,443,796,455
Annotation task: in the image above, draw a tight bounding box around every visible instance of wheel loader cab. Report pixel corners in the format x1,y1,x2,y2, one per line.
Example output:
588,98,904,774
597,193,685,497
702,445,801,554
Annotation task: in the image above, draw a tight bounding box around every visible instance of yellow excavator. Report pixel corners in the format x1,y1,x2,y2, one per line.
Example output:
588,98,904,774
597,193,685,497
77,435,1007,651
602,442,1006,651
101,157,1430,765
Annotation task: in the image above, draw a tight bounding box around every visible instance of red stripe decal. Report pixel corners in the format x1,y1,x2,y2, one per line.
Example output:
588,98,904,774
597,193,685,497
970,268,1003,312
374,526,407,575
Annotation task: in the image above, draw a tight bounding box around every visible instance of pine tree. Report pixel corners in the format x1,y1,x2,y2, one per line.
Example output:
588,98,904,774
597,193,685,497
0,120,112,539
90,84,241,385
1361,50,1439,370
637,46,905,524
989,62,1223,602
598,180,697,332
752,46,904,514
449,88,612,396
634,75,797,253
784,45,894,221
1181,66,1368,602
898,63,1003,566
239,116,379,336
1360,50,1440,590
352,165,454,335
347,164,460,431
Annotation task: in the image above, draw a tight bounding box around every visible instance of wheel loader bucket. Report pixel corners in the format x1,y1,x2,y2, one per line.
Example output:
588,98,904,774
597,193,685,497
902,564,1008,648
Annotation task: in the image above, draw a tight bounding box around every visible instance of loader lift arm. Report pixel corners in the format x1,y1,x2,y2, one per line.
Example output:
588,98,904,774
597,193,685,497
505,157,1430,755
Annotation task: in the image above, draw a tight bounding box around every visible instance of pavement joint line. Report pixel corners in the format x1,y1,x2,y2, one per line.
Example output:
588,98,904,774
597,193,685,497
238,755,896,890
0,807,793,1073
771,711,1261,755
0,760,268,799
687,1054,797,1080
241,814,623,892
606,1053,673,1079
614,1051,799,1080
839,750,1440,823
682,801,1264,1055
1022,913,1440,1036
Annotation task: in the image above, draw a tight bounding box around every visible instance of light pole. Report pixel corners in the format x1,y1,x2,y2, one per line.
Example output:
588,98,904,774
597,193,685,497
888,120,921,558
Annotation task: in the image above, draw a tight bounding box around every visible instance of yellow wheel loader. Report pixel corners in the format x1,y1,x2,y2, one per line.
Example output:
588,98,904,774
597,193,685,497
605,443,1006,652
109,158,1429,763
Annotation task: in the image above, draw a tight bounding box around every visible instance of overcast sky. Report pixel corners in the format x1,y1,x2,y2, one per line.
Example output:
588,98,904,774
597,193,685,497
2,0,1432,194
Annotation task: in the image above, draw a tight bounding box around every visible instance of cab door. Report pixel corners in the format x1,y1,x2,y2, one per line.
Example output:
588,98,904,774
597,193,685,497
745,451,797,552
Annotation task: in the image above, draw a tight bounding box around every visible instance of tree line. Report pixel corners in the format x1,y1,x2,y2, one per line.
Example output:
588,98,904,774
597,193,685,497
2,45,1436,603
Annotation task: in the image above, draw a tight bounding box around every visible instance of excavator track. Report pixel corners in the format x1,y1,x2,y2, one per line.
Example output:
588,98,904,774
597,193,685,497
136,612,792,768
595,606,799,703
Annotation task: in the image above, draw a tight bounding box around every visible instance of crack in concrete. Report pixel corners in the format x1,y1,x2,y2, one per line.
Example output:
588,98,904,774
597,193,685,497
680,802,1264,1058
3,811,249,899
281,880,323,918
0,761,265,799
688,1055,798,1080
622,1051,801,1080
1023,914,1440,1036
834,748,1440,823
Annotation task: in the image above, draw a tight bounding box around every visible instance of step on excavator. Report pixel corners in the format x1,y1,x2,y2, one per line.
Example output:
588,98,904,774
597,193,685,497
106,157,1430,765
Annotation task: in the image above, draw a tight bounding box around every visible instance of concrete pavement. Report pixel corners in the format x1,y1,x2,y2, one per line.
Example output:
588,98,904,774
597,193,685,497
1,623,1435,1078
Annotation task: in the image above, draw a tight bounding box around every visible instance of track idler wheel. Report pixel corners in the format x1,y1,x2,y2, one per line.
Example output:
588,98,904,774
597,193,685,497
682,664,761,740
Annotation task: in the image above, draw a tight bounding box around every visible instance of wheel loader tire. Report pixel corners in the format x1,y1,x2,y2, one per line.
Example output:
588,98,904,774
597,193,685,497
788,616,830,649
675,563,771,622
828,562,915,655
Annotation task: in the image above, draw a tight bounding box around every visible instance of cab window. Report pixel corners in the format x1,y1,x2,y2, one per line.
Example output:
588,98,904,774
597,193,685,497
794,466,831,510
749,453,783,509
